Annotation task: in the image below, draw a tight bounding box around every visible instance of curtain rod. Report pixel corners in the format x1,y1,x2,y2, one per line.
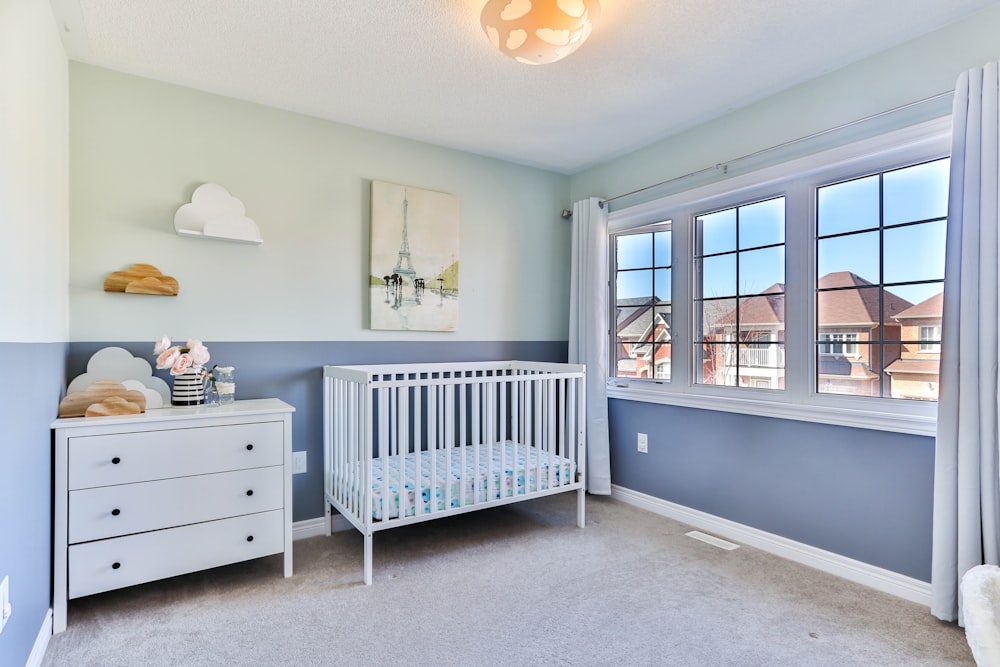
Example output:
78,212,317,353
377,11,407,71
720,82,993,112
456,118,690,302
597,90,955,210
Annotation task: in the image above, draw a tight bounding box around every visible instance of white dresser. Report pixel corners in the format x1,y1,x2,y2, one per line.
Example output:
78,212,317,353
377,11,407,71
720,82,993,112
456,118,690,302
51,398,294,633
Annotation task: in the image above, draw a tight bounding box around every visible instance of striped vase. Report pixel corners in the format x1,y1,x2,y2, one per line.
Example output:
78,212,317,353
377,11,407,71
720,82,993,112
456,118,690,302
171,370,205,406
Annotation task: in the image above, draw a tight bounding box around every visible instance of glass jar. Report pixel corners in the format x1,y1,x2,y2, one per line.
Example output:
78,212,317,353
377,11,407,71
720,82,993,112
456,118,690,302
216,366,236,404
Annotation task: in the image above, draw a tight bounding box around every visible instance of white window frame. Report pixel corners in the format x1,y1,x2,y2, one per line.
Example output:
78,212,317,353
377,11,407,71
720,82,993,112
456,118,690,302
607,117,950,436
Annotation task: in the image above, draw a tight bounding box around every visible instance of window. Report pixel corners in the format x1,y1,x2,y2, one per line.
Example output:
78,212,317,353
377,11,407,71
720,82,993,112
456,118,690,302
607,118,950,435
613,223,671,380
818,333,859,356
694,198,785,388
919,326,942,352
816,158,948,398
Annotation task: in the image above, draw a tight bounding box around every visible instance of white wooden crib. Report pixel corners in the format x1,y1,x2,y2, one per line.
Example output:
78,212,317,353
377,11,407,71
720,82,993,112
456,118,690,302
323,360,586,584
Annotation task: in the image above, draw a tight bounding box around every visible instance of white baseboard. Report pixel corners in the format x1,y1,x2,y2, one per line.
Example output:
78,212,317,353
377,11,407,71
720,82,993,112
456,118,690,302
292,514,351,541
610,484,932,607
26,608,52,667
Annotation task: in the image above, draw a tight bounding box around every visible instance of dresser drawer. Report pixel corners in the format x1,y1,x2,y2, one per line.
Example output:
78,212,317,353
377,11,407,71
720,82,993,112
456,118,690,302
68,510,284,599
69,466,284,543
68,421,283,489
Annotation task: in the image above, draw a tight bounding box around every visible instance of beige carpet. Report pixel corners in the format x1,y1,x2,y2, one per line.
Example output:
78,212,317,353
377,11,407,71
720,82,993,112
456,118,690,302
43,495,973,666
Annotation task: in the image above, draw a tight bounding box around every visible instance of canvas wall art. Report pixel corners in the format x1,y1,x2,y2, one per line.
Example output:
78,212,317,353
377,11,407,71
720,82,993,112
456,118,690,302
370,180,459,331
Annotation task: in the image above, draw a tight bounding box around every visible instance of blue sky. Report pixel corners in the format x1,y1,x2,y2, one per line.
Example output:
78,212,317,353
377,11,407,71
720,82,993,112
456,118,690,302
616,157,949,308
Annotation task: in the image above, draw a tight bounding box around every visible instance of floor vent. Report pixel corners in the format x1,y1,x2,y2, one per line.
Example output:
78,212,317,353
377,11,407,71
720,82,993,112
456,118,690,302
686,530,740,551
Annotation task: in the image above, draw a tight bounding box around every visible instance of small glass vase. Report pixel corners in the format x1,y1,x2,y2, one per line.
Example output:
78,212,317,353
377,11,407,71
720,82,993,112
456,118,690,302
215,366,236,404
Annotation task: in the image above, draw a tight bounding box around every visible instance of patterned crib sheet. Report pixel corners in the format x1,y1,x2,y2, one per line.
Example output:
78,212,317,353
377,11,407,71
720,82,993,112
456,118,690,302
359,442,576,521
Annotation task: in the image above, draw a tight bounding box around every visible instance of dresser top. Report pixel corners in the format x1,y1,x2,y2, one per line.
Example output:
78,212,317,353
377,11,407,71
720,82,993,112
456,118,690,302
51,398,294,430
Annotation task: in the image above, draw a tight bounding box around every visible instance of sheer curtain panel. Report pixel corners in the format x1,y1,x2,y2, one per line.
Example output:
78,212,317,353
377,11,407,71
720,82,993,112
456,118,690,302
569,197,611,495
931,61,1000,623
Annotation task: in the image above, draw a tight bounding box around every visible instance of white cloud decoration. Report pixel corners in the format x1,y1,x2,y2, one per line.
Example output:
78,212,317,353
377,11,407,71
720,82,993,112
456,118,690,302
174,183,263,244
67,346,170,408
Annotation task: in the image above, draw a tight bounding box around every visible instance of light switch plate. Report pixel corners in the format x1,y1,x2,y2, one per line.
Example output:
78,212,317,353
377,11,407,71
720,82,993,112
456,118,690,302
292,451,307,474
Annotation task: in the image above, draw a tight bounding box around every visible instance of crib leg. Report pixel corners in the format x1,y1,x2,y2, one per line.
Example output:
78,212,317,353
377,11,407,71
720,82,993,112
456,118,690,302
324,503,333,537
577,488,586,528
364,532,373,586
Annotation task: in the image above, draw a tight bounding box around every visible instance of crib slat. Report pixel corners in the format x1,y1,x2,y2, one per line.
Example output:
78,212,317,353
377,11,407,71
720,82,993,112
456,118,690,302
414,382,423,515
378,386,389,521
446,382,455,512
459,380,467,507
500,373,508,498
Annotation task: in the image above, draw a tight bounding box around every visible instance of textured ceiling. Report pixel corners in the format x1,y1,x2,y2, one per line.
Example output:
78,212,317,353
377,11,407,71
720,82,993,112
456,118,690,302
49,0,997,174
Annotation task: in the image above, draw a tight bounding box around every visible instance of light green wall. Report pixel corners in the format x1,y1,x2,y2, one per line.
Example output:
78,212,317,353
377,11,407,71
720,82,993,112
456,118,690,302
69,64,572,343
570,4,1000,203
0,0,69,342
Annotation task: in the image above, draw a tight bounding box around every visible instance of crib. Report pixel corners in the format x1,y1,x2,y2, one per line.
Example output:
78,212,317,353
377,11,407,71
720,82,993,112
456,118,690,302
323,360,586,584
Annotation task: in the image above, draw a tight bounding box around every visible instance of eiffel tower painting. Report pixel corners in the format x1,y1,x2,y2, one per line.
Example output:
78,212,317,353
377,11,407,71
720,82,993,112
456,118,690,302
369,180,460,332
392,194,417,287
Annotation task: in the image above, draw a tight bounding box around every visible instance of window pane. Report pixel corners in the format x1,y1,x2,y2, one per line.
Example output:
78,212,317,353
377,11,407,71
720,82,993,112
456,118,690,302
617,233,651,270
698,208,736,256
817,286,880,328
649,343,671,380
737,343,784,372
698,254,736,299
889,283,943,309
883,220,946,284
616,269,652,301
654,268,671,303
884,159,950,226
699,298,737,340
739,197,784,249
882,286,918,325
739,292,785,331
817,231,879,285
697,343,737,386
818,175,879,236
817,345,880,397
739,246,784,295
654,230,671,267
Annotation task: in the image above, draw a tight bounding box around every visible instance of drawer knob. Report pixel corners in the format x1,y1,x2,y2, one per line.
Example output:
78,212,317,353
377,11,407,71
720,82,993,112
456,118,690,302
112,562,121,570
246,444,254,451
246,535,254,542
111,508,121,516
111,457,121,465
246,489,254,496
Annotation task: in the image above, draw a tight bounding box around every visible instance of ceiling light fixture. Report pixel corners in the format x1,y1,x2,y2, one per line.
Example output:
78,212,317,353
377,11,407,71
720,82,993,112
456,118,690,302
480,0,601,65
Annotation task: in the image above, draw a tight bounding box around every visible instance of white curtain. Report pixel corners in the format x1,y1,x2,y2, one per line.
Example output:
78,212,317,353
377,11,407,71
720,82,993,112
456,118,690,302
569,197,611,495
931,61,1000,623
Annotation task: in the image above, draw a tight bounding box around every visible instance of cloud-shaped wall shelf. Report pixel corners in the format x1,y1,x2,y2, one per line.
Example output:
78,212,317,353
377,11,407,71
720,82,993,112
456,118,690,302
174,183,263,244
104,263,178,296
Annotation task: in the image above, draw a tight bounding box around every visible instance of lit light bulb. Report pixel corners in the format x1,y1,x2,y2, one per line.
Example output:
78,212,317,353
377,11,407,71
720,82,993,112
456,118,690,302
480,0,601,65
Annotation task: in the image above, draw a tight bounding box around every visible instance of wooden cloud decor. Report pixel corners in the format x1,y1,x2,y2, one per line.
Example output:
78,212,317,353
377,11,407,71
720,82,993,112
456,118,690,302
58,380,147,418
104,263,179,296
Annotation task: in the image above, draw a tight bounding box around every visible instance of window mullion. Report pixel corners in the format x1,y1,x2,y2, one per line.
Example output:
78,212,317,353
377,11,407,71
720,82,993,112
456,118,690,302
783,178,812,401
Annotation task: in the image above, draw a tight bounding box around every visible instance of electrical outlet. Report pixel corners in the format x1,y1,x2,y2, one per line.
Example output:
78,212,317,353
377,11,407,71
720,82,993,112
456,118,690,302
637,432,648,453
292,451,307,474
0,575,10,635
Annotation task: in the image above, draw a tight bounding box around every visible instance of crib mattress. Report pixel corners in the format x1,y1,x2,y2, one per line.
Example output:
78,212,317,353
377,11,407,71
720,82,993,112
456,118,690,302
347,442,576,521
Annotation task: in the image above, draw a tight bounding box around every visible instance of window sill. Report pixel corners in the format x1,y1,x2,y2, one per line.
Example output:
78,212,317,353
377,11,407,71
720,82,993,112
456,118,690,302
606,382,937,437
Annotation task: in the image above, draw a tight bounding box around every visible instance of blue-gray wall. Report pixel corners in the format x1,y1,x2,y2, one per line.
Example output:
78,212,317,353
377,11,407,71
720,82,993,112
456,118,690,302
0,344,65,663
67,341,566,522
609,399,935,581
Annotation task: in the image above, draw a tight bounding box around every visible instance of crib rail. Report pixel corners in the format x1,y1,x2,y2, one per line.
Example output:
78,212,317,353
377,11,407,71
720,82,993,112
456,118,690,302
323,361,586,584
